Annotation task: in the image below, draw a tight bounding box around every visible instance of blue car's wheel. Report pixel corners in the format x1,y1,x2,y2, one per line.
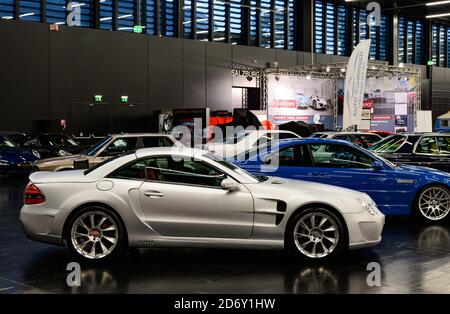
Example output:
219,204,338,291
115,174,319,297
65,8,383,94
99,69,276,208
415,185,450,223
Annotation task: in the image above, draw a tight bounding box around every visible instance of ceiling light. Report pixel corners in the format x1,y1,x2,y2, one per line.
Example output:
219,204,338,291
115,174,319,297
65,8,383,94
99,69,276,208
426,1,450,6
426,12,450,18
306,74,312,80
399,63,405,68
326,66,331,72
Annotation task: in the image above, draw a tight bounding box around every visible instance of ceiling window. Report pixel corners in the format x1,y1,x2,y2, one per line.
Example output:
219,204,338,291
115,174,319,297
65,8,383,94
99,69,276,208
229,0,242,44
288,0,295,50
274,0,286,49
46,0,66,25
196,0,209,40
213,0,226,43
432,25,439,66
117,0,136,32
250,0,257,46
142,0,155,35
314,0,325,53
399,16,424,65
19,0,42,22
183,0,192,38
337,5,348,56
160,0,177,37
0,0,14,20
260,0,271,48
99,0,114,30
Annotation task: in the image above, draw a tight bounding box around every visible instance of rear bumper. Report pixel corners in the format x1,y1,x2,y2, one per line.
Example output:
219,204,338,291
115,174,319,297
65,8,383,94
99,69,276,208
20,204,70,246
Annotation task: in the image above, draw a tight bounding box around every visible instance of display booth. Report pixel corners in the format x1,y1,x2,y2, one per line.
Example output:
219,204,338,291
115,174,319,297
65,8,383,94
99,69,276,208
260,63,422,133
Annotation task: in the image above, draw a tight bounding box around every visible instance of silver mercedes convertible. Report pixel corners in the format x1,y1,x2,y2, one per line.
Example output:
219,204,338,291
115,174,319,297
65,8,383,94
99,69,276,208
20,147,384,263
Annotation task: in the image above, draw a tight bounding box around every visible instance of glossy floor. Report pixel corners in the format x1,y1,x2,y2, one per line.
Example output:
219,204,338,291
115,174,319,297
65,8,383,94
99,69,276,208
1,176,450,294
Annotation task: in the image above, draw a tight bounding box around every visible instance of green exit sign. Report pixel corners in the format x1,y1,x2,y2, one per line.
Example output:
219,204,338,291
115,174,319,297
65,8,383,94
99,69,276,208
428,60,434,66
133,25,143,33
94,95,103,102
121,95,129,103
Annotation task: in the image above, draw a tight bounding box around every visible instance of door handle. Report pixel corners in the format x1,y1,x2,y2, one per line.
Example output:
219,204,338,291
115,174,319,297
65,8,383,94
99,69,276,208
144,191,164,198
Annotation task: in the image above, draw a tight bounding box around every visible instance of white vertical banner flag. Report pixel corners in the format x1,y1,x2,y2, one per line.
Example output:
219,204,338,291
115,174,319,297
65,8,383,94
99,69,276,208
343,39,371,130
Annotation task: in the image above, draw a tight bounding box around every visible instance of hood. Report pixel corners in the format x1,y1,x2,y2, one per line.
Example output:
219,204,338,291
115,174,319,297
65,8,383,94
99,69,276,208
29,169,97,184
34,154,84,165
0,148,38,164
246,176,366,204
396,164,450,178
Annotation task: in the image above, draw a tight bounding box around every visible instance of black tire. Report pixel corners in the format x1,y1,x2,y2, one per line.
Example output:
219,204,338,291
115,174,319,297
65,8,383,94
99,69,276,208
413,185,450,224
286,207,347,262
65,206,126,264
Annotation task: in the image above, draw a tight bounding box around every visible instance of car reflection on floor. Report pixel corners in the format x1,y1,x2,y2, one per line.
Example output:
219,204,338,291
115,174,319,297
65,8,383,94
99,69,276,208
0,177,450,294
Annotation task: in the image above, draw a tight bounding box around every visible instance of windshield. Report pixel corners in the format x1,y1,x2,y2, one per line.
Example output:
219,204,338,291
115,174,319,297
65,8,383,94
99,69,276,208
369,135,407,153
205,153,261,183
40,134,78,147
83,136,112,156
222,131,252,144
7,133,30,146
0,136,16,148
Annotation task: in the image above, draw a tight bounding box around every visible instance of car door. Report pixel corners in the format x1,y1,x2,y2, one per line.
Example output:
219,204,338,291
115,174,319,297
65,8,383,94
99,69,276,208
412,136,441,169
306,143,396,212
138,155,254,238
437,136,450,172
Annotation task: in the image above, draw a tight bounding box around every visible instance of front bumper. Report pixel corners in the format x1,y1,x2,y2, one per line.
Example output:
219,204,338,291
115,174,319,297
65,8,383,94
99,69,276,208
20,204,70,246
345,211,385,250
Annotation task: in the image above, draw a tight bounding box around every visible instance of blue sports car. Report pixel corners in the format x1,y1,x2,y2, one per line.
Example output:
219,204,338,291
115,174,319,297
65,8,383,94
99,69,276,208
233,138,450,223
0,135,39,173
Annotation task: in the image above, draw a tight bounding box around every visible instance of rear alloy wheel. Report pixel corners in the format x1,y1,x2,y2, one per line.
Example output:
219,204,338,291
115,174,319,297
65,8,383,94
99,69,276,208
287,208,346,261
416,186,450,223
67,207,125,263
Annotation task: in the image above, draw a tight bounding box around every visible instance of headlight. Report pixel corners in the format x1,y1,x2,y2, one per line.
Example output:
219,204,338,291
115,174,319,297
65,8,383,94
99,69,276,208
0,159,9,166
32,149,41,159
58,149,70,156
358,197,378,216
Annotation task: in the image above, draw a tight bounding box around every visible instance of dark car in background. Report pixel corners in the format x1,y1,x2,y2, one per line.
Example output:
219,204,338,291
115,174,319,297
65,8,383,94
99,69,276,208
23,133,84,159
310,132,382,149
0,134,39,173
0,131,33,147
369,133,450,172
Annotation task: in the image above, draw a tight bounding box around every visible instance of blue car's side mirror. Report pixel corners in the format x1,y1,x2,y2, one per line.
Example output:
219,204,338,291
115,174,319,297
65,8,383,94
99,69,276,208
372,161,384,170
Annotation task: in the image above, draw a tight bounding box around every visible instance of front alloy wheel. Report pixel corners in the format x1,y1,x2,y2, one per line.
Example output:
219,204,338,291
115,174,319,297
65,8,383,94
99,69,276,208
288,208,346,261
67,207,125,263
417,186,450,222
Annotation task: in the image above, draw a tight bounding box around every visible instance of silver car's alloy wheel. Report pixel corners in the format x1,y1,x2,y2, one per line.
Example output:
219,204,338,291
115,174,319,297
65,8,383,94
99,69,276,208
293,212,339,259
418,186,450,221
71,211,118,259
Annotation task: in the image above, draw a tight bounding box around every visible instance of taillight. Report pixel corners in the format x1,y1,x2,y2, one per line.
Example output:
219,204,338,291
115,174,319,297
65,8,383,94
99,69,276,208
24,182,46,205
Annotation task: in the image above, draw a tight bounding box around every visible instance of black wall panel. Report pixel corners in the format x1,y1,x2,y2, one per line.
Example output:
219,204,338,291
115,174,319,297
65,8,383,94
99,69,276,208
148,36,183,110
0,21,50,131
206,42,232,111
183,40,206,108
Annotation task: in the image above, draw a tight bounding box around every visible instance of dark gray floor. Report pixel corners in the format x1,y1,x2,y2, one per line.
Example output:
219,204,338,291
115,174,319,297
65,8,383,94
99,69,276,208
1,176,450,294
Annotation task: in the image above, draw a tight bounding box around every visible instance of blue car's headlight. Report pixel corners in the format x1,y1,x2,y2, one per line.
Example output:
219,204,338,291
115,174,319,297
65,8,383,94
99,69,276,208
0,159,10,166
358,197,379,216
32,149,41,159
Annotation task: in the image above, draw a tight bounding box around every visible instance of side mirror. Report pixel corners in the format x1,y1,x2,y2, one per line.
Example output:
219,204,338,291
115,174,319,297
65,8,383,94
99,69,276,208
221,178,239,191
262,156,272,165
372,160,384,170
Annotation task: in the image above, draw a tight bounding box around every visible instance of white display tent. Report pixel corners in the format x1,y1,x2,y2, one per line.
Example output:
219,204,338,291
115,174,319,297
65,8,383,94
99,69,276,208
261,63,422,130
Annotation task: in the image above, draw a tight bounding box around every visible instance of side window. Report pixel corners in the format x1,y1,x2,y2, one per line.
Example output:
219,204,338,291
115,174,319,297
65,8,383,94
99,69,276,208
145,157,226,187
142,136,174,148
309,144,374,169
279,146,296,165
276,145,311,167
101,138,137,156
415,137,439,155
334,135,354,143
437,137,450,155
112,159,148,180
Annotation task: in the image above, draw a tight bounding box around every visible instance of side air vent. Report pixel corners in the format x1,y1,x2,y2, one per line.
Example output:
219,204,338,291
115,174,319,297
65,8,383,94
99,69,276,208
275,201,287,225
